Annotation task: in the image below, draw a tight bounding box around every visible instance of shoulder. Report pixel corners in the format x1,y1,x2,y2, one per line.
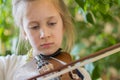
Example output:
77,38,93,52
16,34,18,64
0,54,27,69
0,54,26,64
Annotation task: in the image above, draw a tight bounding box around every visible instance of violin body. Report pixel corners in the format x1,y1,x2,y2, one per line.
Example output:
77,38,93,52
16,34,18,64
37,52,73,80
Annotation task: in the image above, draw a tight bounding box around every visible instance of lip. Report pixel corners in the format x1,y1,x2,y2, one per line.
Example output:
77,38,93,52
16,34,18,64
40,42,54,48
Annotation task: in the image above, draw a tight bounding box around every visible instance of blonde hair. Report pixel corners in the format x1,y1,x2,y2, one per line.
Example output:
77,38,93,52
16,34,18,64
12,0,75,54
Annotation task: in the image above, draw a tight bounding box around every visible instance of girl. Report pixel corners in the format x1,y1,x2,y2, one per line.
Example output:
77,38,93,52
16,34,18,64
0,0,91,80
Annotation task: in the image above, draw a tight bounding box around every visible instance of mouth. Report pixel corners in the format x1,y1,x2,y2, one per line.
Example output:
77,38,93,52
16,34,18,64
40,42,54,48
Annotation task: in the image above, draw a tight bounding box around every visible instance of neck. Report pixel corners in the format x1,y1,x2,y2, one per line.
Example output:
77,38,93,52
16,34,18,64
32,48,62,59
40,48,62,59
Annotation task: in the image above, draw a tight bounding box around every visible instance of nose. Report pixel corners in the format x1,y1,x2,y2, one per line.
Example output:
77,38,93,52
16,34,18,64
39,28,51,39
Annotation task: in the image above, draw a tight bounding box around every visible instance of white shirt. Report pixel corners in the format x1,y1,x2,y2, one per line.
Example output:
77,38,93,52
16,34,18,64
0,55,91,80
0,55,26,80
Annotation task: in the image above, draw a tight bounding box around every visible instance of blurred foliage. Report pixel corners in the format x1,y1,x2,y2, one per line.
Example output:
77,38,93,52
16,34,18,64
67,0,120,80
0,0,18,56
0,0,120,79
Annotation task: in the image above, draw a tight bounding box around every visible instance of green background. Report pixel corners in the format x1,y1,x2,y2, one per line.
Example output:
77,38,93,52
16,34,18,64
0,0,120,79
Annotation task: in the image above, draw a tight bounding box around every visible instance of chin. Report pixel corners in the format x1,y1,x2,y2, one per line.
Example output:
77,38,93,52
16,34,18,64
41,50,54,56
38,47,58,55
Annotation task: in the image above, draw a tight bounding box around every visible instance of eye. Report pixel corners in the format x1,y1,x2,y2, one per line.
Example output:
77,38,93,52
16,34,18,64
48,22,57,26
31,26,40,30
29,25,40,30
28,22,40,30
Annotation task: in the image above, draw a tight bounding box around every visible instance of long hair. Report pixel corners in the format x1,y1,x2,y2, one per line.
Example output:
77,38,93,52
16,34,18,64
12,0,76,54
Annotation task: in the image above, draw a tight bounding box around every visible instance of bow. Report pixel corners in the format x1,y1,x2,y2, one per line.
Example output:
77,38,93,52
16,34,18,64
28,43,120,80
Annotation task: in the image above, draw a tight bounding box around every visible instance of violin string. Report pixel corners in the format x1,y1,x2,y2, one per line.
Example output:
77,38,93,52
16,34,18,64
39,55,51,73
28,43,120,80
42,47,120,80
39,55,47,73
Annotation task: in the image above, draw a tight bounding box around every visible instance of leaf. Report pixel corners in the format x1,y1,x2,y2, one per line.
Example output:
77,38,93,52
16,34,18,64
86,12,94,24
92,65,101,80
0,0,2,4
119,0,120,5
2,0,6,4
98,4,110,14
0,27,3,37
75,0,85,9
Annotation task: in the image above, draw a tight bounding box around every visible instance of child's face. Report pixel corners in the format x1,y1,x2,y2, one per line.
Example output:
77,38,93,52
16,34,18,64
22,1,64,55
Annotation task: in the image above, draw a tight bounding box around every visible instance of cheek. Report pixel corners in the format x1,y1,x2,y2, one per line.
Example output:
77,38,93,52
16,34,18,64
54,28,63,44
27,32,40,47
29,38,40,49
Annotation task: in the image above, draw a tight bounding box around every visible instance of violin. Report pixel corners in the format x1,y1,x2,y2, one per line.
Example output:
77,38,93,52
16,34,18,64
33,48,78,80
28,43,120,80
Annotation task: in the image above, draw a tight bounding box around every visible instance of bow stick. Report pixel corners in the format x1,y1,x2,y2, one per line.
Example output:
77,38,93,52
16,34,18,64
28,43,120,80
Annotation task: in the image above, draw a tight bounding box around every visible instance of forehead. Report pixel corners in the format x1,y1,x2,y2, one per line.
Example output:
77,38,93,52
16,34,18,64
23,0,60,21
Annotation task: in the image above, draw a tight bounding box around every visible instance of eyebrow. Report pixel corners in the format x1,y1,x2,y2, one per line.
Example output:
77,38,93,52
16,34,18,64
46,16,57,20
28,16,57,25
28,21,39,26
